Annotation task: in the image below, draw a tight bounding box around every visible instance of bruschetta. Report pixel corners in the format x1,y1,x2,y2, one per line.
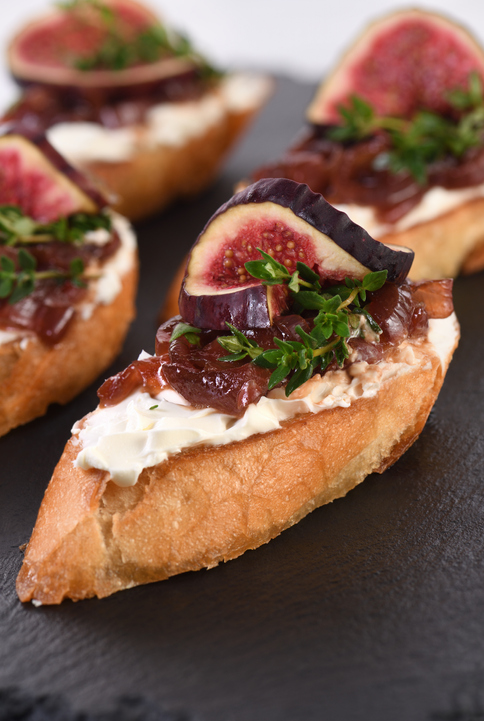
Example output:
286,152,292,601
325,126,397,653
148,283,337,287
16,179,458,604
0,128,137,436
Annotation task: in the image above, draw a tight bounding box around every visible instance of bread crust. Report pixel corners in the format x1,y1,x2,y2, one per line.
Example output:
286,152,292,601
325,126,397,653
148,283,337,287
16,332,457,604
380,196,484,280
0,263,137,437
81,104,265,221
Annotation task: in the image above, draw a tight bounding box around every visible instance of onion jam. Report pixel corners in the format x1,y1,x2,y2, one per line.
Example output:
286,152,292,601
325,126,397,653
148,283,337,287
5,70,211,131
0,231,120,345
98,279,454,418
251,126,484,224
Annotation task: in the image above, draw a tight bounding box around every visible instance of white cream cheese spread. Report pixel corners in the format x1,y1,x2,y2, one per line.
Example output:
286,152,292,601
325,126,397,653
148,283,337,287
73,314,459,487
47,73,272,165
336,183,484,238
0,211,136,344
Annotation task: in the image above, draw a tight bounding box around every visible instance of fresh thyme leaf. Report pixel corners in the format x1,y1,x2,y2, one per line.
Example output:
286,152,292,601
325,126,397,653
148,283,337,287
327,72,484,183
149,405,159,410
61,0,221,76
0,206,112,247
334,338,350,366
219,262,387,394
0,255,15,273
69,257,86,287
170,322,201,345
245,252,323,295
359,308,383,335
217,322,263,361
294,324,317,349
291,290,327,310
0,276,13,298
216,250,388,395
360,270,387,292
245,249,292,285
18,248,36,271
296,262,321,288
267,361,292,390
285,361,317,396
0,250,87,305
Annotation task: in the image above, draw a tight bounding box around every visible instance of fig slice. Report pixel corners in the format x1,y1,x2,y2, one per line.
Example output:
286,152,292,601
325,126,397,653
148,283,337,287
7,0,195,92
307,8,484,124
0,126,107,221
179,178,414,329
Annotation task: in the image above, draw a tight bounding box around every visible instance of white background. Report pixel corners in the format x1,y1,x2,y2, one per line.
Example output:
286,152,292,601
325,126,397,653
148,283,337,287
2,0,484,109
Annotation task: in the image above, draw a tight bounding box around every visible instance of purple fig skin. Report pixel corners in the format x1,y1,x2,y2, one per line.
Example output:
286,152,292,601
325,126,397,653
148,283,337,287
206,179,414,285
180,283,289,330
0,122,109,212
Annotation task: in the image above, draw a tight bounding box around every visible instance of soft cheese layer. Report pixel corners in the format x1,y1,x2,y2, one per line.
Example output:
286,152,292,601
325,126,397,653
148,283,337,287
47,74,271,165
0,212,137,344
73,314,458,487
336,184,484,238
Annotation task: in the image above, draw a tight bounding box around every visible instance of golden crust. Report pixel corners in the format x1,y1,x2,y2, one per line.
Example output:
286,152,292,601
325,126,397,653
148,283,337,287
83,105,266,222
380,196,484,280
16,332,457,604
0,263,137,437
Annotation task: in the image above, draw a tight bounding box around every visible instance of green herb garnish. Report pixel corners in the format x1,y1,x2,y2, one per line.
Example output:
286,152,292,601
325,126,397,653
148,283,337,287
0,206,111,247
0,250,85,304
59,0,221,78
216,250,386,396
327,71,484,184
170,321,202,346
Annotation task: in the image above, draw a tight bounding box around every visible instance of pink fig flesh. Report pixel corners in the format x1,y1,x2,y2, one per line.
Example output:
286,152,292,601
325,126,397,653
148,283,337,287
308,9,484,123
8,0,195,92
0,130,106,221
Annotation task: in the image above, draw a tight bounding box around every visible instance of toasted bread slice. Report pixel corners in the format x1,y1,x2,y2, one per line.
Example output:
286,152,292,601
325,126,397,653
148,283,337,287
0,215,138,436
16,315,458,604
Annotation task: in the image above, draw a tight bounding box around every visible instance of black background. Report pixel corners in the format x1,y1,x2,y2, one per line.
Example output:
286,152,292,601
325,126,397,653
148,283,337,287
1,78,484,721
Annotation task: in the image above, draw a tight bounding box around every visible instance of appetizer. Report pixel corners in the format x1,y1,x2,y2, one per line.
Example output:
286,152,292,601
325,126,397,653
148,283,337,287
16,179,458,604
0,126,137,436
248,9,484,280
5,0,271,220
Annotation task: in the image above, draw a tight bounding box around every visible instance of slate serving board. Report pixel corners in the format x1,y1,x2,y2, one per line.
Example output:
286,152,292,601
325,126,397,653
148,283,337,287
1,77,484,721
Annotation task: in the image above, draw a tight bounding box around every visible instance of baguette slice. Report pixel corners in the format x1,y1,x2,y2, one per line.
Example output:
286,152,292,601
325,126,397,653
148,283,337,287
0,214,138,437
16,315,458,604
0,130,139,436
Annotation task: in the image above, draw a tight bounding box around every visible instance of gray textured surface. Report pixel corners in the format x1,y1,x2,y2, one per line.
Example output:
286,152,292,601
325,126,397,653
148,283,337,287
1,78,484,721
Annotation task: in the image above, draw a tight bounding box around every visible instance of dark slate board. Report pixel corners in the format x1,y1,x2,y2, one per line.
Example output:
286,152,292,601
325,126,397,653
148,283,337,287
1,77,484,721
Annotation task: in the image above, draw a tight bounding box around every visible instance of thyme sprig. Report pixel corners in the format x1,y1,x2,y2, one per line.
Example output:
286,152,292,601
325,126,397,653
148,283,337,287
59,0,221,78
245,248,322,293
327,72,484,184
170,321,201,346
217,252,387,396
0,206,111,247
0,250,85,304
